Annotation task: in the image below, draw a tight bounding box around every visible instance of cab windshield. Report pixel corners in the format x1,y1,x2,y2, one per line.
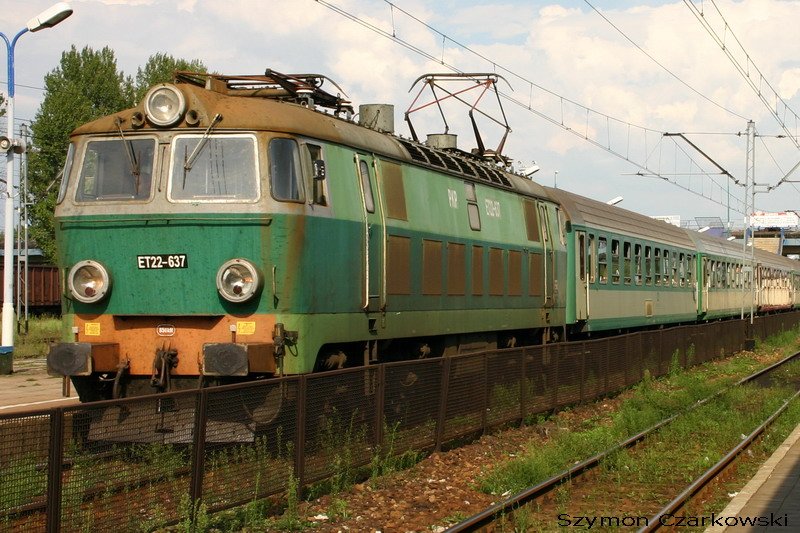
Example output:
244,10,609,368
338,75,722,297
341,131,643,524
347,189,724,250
169,134,258,202
76,138,155,202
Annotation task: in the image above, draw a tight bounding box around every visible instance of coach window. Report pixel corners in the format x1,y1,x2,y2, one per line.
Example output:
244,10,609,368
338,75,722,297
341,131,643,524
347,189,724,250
588,234,596,283
634,244,643,285
670,251,678,287
654,249,661,286
644,246,652,285
302,142,327,205
611,239,620,284
578,234,586,282
623,242,632,285
598,237,608,284
679,253,686,287
77,138,156,202
662,249,670,286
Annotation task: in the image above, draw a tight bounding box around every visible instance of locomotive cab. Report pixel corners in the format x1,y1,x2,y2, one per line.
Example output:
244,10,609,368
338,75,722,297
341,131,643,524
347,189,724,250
47,74,336,402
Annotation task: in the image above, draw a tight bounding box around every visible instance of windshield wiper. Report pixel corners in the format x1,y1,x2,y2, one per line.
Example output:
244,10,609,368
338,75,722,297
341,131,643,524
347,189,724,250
115,117,140,194
183,113,223,188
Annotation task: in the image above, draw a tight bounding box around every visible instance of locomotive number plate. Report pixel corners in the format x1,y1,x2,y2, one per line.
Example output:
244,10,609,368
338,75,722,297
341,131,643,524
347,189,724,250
137,254,188,269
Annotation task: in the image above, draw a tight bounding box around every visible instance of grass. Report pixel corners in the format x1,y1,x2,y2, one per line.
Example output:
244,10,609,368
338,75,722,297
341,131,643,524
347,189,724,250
478,328,800,498
14,316,61,359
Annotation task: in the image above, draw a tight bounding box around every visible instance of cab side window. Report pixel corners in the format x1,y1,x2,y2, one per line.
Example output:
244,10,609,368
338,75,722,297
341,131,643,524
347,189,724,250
270,138,304,202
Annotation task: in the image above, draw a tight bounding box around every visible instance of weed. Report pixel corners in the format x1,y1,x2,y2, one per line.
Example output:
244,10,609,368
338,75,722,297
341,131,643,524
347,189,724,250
131,442,187,481
327,497,349,520
270,472,311,531
668,349,682,376
178,493,210,533
442,511,469,525
512,506,535,532
0,454,46,509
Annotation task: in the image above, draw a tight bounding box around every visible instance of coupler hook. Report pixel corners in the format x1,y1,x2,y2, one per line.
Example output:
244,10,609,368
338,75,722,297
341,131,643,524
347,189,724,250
151,344,178,391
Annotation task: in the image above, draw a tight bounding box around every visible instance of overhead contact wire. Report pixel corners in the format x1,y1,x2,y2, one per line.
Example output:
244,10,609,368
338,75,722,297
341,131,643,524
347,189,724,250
584,0,747,121
314,0,747,213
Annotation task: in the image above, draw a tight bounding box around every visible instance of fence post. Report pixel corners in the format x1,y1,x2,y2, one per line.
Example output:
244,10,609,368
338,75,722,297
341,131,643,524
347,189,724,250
520,348,528,422
481,354,489,433
374,365,385,452
579,342,585,403
46,408,65,533
434,358,451,453
189,389,208,511
295,376,307,489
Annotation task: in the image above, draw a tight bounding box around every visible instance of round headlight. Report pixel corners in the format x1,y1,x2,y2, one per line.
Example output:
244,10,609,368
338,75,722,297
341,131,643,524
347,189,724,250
217,259,262,303
144,84,186,127
68,260,111,304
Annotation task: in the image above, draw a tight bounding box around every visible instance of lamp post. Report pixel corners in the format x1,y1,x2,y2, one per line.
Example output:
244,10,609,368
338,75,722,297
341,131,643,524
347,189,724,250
0,2,73,368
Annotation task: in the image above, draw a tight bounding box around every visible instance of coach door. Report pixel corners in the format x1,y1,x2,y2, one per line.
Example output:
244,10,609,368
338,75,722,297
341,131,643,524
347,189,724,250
576,231,589,320
355,154,385,316
701,258,710,314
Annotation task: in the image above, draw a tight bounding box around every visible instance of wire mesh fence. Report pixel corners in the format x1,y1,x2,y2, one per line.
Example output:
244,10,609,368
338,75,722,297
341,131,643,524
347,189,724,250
1,312,798,531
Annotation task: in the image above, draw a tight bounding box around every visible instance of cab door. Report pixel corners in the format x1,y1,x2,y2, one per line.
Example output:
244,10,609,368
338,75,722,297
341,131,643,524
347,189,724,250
538,201,555,307
355,154,385,314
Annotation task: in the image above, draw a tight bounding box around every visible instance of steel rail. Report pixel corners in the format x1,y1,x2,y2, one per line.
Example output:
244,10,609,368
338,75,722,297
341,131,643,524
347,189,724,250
639,388,800,532
445,350,800,532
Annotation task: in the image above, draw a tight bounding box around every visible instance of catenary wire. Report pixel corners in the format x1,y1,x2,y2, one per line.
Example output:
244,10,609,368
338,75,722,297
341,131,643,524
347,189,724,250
316,0,747,213
583,0,747,121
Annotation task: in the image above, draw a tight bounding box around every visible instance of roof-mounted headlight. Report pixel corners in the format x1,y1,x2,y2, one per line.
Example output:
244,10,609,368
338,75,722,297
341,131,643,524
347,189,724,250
217,259,262,303
68,260,111,304
144,84,186,127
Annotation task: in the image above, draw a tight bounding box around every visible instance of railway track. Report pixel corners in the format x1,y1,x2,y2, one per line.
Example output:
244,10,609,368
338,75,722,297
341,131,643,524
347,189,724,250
445,351,800,532
3,327,797,531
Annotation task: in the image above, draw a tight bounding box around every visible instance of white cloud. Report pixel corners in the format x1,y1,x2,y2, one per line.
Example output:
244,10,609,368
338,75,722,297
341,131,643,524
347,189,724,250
4,0,800,220
778,68,800,100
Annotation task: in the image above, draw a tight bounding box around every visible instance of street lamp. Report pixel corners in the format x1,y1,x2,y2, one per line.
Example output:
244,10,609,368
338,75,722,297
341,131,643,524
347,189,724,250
554,170,558,189
1,2,73,365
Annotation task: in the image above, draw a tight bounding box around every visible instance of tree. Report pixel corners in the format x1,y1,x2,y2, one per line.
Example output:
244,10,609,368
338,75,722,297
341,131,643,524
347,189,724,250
27,48,205,261
133,52,206,103
27,45,134,261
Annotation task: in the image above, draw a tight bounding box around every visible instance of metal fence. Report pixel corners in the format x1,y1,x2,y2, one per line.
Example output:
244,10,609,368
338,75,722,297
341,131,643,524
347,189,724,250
1,312,798,532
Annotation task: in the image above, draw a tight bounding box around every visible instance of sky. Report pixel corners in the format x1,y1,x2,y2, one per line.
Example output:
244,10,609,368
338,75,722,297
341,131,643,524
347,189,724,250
3,0,800,229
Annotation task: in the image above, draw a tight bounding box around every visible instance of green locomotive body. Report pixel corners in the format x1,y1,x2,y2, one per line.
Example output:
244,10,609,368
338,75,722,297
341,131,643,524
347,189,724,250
46,70,800,404
47,71,567,401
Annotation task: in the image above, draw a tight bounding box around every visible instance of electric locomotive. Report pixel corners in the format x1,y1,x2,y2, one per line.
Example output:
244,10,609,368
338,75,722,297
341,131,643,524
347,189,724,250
46,69,800,406
47,70,568,402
